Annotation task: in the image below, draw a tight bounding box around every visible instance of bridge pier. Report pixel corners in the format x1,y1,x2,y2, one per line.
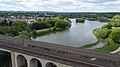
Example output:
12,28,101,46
13,52,72,67
11,52,16,67
0,48,74,67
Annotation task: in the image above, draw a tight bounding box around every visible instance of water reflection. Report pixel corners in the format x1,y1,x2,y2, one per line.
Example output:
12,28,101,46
34,19,106,47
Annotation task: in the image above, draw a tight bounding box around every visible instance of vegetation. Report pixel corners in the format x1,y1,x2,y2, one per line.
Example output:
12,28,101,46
0,26,11,35
31,17,71,36
110,28,120,43
76,18,85,23
36,28,51,36
92,15,120,52
35,27,65,36
76,16,110,23
18,31,31,40
55,19,71,28
0,11,120,52
81,39,101,48
0,16,71,39
85,17,109,22
0,11,118,18
81,15,120,52
95,43,120,52
93,28,111,39
11,20,31,36
102,23,112,29
111,15,120,27
0,20,31,36
31,21,51,30
97,17,109,22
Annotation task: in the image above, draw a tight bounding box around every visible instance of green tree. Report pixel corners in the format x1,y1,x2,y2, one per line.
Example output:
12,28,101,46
55,19,71,29
111,15,120,27
102,23,112,29
11,20,30,36
110,29,120,43
31,30,37,35
57,15,65,19
0,26,10,35
12,20,27,26
31,21,51,30
46,20,56,27
94,28,111,39
11,26,20,36
111,15,120,21
25,26,31,33
12,20,27,31
18,31,31,40
76,18,84,23
97,17,109,22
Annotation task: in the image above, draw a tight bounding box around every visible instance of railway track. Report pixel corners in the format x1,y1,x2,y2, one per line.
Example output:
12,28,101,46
0,40,103,67
0,35,120,67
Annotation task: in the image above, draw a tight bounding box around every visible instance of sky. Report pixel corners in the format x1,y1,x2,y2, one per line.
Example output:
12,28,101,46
0,0,120,12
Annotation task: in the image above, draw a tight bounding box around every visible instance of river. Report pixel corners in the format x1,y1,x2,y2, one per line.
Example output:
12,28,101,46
33,19,106,47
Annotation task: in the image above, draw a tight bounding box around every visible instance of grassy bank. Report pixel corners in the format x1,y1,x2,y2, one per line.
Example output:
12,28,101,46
80,28,101,48
92,27,120,52
95,42,120,52
80,39,101,48
35,27,66,36
80,27,119,52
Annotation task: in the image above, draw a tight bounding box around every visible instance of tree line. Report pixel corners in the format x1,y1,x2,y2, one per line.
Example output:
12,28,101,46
0,16,71,39
94,15,120,44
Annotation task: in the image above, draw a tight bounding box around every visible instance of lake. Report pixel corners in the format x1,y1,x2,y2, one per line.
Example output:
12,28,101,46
33,19,106,47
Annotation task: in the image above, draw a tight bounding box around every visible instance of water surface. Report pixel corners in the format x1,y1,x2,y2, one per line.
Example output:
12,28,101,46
34,19,106,47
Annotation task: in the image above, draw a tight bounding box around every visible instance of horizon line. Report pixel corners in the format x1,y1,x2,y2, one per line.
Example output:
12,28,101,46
0,10,120,13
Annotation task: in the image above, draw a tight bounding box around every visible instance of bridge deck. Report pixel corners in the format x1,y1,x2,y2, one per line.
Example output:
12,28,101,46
0,35,120,67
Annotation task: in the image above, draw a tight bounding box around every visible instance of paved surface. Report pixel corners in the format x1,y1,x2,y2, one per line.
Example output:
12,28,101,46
0,35,120,67
111,47,120,54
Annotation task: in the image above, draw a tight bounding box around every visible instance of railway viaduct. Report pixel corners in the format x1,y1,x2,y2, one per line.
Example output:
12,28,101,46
0,35,120,67
0,48,71,67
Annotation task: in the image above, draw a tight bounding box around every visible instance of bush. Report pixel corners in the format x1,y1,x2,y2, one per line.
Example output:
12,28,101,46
111,15,120,27
31,21,51,30
11,20,31,36
55,19,71,29
93,28,111,39
97,17,109,22
32,30,37,35
0,26,10,35
36,29,50,36
96,42,120,52
76,18,84,23
110,29,120,43
46,20,56,27
102,23,112,29
18,31,31,40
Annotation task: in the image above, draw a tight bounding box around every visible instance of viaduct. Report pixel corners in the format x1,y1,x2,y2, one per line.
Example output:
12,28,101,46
0,35,120,67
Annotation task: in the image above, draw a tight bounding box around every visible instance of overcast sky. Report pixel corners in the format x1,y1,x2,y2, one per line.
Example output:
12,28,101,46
0,0,120,12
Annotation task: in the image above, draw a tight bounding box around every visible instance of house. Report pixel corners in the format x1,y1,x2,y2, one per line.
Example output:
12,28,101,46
0,17,5,23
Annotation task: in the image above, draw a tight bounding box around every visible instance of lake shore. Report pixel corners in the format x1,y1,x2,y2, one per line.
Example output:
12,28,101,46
34,19,106,47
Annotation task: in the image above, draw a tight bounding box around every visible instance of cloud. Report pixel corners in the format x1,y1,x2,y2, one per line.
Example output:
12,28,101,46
0,0,120,12
80,0,117,3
